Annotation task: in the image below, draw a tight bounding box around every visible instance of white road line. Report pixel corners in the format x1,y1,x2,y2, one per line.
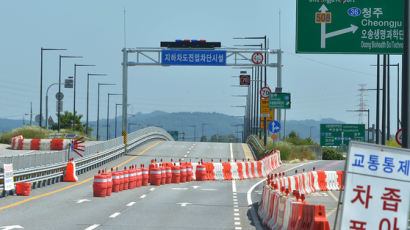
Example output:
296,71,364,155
233,196,237,199
200,188,216,191
232,180,237,193
126,202,136,207
234,205,239,208
184,154,187,157
235,227,242,230
140,194,146,199
234,209,239,212
234,222,241,225
84,224,100,230
150,188,155,191
234,213,240,216
233,199,238,202
109,212,121,218
234,217,240,221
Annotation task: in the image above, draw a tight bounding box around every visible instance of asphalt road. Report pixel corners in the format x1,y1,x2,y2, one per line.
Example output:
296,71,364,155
0,140,345,230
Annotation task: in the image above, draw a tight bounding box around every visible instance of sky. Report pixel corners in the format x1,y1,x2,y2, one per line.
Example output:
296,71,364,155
0,0,403,135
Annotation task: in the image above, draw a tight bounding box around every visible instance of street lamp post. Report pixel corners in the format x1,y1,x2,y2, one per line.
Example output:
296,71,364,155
39,48,66,127
96,82,114,140
115,103,130,138
58,55,82,131
309,126,315,138
72,64,95,130
86,74,107,136
189,125,197,142
347,109,370,143
107,93,122,140
45,83,62,129
201,123,208,139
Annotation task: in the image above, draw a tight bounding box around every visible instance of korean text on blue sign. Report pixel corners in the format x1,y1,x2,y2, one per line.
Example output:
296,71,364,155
348,143,410,181
161,50,227,66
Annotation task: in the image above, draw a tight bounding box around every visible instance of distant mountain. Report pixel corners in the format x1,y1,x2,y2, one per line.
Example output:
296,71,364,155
0,112,346,143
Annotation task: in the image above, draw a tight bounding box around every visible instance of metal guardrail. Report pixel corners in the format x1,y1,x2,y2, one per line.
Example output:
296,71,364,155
246,135,268,160
0,127,173,196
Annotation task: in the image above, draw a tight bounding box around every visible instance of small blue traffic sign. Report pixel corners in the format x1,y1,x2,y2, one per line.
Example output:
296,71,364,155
269,120,281,134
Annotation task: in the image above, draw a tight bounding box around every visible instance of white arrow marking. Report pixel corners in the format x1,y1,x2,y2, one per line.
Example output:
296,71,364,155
325,24,358,39
319,4,328,13
177,202,192,207
192,185,200,189
76,199,90,204
0,226,24,230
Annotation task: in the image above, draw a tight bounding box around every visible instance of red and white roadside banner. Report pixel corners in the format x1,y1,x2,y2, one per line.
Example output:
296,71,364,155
340,141,410,230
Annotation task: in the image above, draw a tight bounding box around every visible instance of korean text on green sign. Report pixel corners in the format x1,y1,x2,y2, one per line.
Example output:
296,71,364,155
320,124,365,146
269,93,291,109
296,0,404,54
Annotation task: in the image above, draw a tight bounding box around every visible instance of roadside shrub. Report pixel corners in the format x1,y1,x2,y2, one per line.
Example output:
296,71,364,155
0,126,50,144
322,147,345,160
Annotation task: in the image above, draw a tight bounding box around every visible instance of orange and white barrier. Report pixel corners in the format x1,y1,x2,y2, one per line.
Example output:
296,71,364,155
11,135,71,151
63,159,78,182
258,183,331,230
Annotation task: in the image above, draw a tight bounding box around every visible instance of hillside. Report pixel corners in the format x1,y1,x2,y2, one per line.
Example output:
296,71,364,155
0,112,345,142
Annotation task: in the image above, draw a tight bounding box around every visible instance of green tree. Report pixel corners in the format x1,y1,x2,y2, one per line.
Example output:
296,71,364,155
200,136,208,142
288,131,297,139
51,111,85,132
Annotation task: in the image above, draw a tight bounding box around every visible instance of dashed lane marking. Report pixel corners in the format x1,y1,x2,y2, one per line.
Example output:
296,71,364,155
84,224,100,230
126,202,136,207
140,194,146,199
0,141,162,211
150,188,155,191
109,212,121,218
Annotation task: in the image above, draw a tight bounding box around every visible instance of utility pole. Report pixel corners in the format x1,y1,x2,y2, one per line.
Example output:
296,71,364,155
403,0,410,148
382,55,387,145
30,102,33,126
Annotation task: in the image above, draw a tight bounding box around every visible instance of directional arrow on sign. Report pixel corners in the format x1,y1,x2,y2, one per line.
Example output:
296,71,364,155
0,225,24,230
319,4,358,48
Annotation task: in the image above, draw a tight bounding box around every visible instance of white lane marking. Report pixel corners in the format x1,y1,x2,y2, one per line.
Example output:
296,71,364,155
76,199,90,204
234,205,239,208
187,151,190,154
235,227,242,230
109,212,121,218
0,226,24,230
234,213,240,216
233,202,239,205
177,202,191,207
140,194,146,199
192,186,200,189
200,188,216,191
234,217,240,221
150,188,155,191
84,224,100,230
232,180,237,193
246,161,319,206
181,158,185,161
172,188,188,190
234,209,239,212
233,195,237,199
233,199,238,202
235,222,241,225
126,202,136,207
184,154,188,157
229,143,234,161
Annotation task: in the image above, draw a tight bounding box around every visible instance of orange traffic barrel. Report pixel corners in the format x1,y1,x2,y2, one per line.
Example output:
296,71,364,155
112,172,120,192
118,171,124,192
15,182,31,196
148,161,156,183
93,174,107,197
161,166,166,185
103,173,112,196
196,164,206,181
150,168,162,186
186,164,193,182
136,168,142,187
180,166,187,183
128,169,136,189
171,165,181,183
142,167,149,186
123,170,129,191
165,166,172,184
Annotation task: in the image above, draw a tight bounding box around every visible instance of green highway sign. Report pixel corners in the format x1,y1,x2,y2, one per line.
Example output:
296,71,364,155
320,124,365,146
269,93,291,109
296,0,404,54
168,131,179,141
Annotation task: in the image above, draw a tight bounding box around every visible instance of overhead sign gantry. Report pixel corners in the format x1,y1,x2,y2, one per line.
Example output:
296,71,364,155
121,40,282,149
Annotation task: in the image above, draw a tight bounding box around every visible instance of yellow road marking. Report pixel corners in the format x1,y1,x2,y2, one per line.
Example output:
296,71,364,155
328,190,339,202
0,141,162,211
241,143,255,161
326,207,337,218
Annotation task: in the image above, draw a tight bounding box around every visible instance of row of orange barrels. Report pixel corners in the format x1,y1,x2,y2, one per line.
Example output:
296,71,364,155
93,162,208,197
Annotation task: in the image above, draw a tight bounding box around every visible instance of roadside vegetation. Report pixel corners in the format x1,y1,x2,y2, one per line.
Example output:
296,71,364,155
0,111,93,144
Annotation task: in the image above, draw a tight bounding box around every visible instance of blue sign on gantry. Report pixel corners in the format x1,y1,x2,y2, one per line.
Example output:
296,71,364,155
161,50,227,66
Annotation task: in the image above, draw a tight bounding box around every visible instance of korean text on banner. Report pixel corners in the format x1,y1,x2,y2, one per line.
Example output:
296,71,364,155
4,163,14,191
161,50,226,66
340,142,410,230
